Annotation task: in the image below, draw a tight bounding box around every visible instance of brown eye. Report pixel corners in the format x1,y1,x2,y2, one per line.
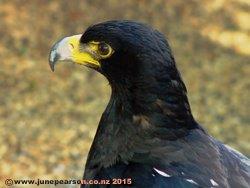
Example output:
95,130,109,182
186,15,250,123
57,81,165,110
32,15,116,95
98,42,112,57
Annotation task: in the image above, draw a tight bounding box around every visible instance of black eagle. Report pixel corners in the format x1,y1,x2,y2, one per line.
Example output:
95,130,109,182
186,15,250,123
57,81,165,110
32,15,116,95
49,20,250,188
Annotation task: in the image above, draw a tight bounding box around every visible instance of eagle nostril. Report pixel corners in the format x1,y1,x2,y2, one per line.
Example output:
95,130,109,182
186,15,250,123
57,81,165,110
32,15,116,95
69,43,74,50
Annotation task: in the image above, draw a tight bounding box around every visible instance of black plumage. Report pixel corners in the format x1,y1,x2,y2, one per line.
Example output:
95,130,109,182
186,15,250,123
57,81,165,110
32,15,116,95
50,20,250,188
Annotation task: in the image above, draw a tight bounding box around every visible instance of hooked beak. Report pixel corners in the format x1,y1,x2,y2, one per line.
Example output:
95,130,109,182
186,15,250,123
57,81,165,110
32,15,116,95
49,34,100,71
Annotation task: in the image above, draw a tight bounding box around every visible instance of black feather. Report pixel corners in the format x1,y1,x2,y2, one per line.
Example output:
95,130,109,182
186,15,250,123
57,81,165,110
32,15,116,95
78,20,250,188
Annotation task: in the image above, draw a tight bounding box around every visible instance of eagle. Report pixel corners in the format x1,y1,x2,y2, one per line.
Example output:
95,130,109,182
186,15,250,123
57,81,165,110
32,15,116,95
49,20,250,188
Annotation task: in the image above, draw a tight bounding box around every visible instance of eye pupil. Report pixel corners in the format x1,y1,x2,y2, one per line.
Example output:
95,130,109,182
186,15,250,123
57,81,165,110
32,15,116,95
98,42,110,56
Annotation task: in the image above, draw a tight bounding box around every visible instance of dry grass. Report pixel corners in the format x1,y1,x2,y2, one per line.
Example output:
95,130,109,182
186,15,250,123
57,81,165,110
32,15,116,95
0,0,249,187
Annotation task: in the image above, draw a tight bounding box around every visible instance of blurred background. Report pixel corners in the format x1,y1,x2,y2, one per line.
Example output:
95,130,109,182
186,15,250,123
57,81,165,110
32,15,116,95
0,0,249,186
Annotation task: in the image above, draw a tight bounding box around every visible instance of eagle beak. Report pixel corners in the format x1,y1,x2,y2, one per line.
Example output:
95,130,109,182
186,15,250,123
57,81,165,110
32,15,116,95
49,34,100,72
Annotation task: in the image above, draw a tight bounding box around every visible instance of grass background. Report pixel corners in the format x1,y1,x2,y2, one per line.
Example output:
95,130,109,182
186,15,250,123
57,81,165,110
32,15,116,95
0,0,249,186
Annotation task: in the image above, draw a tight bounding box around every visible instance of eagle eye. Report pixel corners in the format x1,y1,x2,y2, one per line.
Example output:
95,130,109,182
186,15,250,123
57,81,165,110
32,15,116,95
98,42,113,58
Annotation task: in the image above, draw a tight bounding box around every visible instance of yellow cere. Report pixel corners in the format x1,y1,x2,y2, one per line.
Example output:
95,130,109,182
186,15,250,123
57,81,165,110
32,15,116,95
89,41,100,51
68,37,100,67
